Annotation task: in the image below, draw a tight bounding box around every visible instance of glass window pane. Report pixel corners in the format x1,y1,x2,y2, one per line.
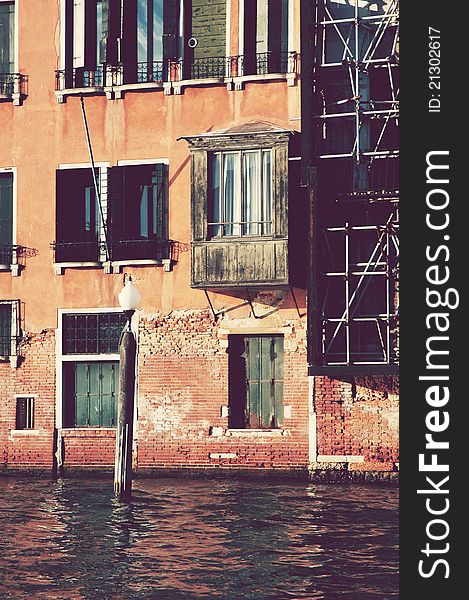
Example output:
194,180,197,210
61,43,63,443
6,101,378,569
137,0,148,63
209,154,221,237
153,0,164,61
262,150,271,235
0,1,14,72
243,151,260,235
223,153,240,236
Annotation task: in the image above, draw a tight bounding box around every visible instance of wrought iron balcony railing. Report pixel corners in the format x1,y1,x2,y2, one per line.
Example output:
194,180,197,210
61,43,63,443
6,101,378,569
55,52,299,90
0,72,27,100
0,244,21,265
0,336,17,358
232,51,296,77
110,238,172,262
51,240,103,263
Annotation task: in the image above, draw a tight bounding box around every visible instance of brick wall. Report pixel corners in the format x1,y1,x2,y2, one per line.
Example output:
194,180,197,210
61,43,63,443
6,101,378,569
0,315,399,476
313,375,399,472
0,331,55,471
135,310,310,472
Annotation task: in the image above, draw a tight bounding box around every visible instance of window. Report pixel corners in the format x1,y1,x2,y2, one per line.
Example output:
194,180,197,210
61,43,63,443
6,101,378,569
55,167,102,262
0,171,13,264
0,300,18,358
228,335,284,429
0,1,14,75
61,311,126,427
54,162,169,265
60,0,181,87
209,150,272,238
109,163,169,260
16,397,34,429
187,123,291,288
62,313,126,354
243,0,289,75
62,0,108,87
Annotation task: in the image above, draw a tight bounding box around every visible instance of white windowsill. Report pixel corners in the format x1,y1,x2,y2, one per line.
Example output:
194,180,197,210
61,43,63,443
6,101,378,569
55,71,297,102
54,258,171,275
225,429,289,437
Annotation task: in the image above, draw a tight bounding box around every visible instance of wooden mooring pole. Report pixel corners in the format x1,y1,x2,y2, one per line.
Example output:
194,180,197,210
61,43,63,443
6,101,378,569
114,325,136,500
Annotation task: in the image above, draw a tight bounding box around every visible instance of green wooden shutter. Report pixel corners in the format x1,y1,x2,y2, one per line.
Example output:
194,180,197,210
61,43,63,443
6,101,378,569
0,173,13,263
0,1,14,73
246,335,284,429
0,304,12,356
191,0,226,60
75,362,90,426
100,362,117,426
74,361,118,427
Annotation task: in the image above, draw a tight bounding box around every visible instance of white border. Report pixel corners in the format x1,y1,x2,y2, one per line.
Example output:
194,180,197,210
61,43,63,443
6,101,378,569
58,162,111,170
0,167,17,250
0,0,18,71
116,158,169,166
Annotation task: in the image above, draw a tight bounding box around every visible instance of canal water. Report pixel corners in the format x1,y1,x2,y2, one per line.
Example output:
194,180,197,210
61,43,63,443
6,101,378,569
0,477,398,599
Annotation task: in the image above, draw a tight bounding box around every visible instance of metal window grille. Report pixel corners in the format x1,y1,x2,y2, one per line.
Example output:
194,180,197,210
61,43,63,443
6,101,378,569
16,397,34,430
62,313,127,355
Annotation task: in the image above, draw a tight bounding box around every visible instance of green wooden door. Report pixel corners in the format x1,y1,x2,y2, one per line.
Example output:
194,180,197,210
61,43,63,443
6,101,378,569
246,335,284,428
74,361,118,427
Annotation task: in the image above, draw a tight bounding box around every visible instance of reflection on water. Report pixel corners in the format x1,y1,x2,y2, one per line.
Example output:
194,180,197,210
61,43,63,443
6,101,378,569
0,478,398,599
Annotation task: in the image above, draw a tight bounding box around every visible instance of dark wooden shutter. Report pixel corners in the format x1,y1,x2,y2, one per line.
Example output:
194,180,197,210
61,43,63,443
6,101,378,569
122,0,137,82
107,166,124,260
0,304,12,356
163,0,179,59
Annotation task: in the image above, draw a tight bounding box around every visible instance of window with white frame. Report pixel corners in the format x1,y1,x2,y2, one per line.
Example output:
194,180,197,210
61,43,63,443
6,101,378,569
242,0,289,75
54,162,169,264
61,311,126,428
0,300,18,358
55,166,103,263
16,396,35,429
0,171,13,265
60,0,181,87
209,149,272,238
0,1,14,75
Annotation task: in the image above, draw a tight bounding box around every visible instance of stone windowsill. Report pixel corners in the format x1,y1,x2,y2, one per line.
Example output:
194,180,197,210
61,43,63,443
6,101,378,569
54,258,171,275
55,71,297,102
225,428,289,437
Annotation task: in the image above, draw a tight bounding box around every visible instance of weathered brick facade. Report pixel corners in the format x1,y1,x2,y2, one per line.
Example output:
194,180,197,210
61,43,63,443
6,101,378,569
0,0,399,480
0,332,55,471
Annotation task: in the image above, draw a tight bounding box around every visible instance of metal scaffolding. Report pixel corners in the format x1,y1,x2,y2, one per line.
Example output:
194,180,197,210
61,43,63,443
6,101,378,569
306,0,399,371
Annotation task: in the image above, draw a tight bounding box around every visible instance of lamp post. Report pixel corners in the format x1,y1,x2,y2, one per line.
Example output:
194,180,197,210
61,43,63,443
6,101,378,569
114,277,141,500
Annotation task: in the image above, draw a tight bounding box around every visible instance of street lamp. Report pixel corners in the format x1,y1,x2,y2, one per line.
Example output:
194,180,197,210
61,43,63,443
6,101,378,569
114,277,140,500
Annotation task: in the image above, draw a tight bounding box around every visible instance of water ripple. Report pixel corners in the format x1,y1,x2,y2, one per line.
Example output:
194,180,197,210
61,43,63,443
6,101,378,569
0,478,398,599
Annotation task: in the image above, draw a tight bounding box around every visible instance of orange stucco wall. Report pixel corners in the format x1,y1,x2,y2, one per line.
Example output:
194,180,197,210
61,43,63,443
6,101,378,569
0,0,302,333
